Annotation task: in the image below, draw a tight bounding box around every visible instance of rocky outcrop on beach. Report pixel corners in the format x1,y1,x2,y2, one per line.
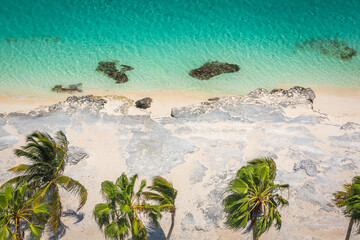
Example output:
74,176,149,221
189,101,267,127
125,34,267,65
51,83,83,93
171,86,316,118
67,146,89,165
135,97,153,109
96,61,133,83
297,40,358,60
47,95,107,114
0,86,358,240
189,61,240,80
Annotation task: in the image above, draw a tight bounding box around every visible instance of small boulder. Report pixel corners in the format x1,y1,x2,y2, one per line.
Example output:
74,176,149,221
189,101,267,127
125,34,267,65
208,97,220,101
51,83,82,93
189,61,240,80
135,97,153,109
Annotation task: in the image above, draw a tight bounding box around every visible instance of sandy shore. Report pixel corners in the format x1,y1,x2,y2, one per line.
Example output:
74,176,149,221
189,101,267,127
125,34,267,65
0,86,360,240
0,90,235,117
1,87,359,122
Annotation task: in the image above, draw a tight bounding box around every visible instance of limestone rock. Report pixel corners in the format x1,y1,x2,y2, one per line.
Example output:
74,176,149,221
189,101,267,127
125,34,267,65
340,122,360,131
135,97,153,109
189,61,240,80
66,146,89,165
171,86,317,119
48,95,107,114
294,160,317,176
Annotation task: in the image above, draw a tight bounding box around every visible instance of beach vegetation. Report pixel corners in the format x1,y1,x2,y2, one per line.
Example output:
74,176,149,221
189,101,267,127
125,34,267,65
1,131,88,233
143,176,177,240
93,173,161,240
333,176,360,240
0,183,49,240
223,157,289,240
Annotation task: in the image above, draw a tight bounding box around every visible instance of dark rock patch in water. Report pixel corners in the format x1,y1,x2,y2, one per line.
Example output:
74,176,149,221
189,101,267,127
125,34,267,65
297,40,357,60
189,61,240,80
5,36,62,43
96,61,133,83
135,97,153,109
52,83,82,93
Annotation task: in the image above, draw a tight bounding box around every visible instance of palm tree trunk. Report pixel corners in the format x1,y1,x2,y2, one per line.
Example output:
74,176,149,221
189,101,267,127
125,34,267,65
16,217,23,240
345,218,354,240
252,229,259,240
166,211,176,240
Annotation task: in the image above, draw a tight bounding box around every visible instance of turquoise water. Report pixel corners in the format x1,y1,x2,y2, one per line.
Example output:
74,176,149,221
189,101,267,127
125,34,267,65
0,0,359,96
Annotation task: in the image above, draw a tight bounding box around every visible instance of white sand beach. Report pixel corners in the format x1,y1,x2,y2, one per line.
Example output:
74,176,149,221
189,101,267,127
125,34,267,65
0,86,359,240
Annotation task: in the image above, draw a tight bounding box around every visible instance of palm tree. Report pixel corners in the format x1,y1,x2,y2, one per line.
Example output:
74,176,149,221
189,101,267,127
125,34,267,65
143,176,177,240
1,131,87,233
223,157,289,240
0,183,49,240
333,176,360,240
93,173,162,240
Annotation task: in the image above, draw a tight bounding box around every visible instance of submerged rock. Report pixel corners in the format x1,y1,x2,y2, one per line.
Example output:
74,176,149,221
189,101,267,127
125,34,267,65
297,40,357,60
6,36,62,43
51,83,82,93
135,97,153,109
96,61,133,83
189,61,240,80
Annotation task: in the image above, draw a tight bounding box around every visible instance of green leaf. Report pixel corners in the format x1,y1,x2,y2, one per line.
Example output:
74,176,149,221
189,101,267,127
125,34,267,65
121,204,131,213
230,179,248,195
259,165,269,185
133,219,139,235
0,194,8,210
29,224,44,240
94,203,112,216
8,164,31,173
0,225,11,240
33,203,49,215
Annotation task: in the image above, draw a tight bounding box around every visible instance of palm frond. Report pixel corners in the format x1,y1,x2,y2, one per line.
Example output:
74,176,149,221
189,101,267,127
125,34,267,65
56,175,87,210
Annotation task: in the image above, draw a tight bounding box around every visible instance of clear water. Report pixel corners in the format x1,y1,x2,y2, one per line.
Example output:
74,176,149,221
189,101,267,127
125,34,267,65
0,0,359,96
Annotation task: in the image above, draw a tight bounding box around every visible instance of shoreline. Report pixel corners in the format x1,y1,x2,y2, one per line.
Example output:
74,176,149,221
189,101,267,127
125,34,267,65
0,85,359,239
0,86,359,122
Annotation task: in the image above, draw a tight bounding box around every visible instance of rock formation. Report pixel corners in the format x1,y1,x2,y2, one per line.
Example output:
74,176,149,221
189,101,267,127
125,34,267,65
96,61,133,83
297,40,357,60
51,83,83,93
135,97,153,109
189,61,240,80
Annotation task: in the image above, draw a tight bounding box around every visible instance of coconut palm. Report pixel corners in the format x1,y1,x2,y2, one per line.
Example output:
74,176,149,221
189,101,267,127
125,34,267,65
93,173,161,240
1,131,87,233
143,176,177,240
0,183,49,240
223,157,289,240
333,176,360,240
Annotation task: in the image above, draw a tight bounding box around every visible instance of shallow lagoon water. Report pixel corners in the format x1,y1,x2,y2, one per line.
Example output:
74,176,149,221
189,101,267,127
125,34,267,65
0,0,359,96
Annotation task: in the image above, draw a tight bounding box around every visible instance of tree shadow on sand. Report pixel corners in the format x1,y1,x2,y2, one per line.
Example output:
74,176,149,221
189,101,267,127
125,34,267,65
147,222,166,240
47,210,84,240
